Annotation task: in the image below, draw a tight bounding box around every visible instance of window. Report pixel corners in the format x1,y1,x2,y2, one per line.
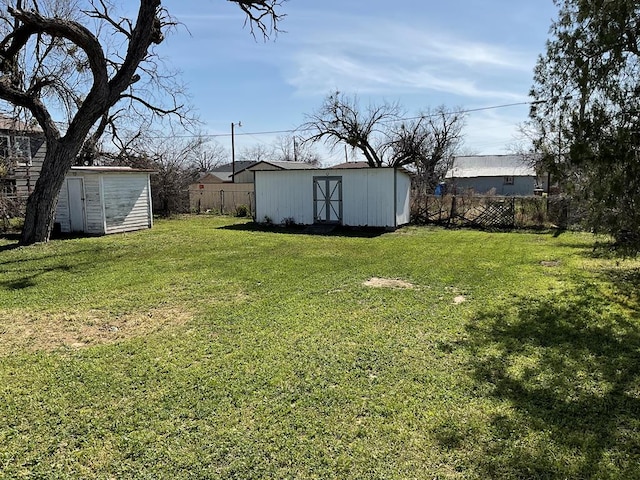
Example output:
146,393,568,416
0,178,16,195
503,176,514,185
0,136,9,158
12,136,32,166
0,134,34,166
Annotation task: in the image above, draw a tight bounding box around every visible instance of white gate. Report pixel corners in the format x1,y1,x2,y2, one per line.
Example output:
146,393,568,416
313,176,342,224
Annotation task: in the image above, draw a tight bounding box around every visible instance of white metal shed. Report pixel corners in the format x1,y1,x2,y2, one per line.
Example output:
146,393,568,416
254,166,411,228
55,166,154,235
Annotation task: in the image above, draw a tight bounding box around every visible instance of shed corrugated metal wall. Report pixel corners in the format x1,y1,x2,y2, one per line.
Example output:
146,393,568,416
255,168,411,228
102,174,152,234
55,170,153,235
395,170,411,226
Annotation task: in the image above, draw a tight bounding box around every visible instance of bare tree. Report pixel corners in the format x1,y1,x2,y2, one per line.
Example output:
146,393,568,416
238,143,274,163
188,136,228,172
272,134,321,165
386,106,465,192
302,93,465,186
109,132,227,215
0,0,284,245
302,91,402,167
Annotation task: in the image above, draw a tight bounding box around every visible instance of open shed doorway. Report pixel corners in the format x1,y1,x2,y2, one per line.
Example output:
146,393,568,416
313,176,342,224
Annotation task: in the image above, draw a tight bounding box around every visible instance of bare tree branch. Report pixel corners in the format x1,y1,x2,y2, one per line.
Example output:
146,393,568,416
230,0,286,39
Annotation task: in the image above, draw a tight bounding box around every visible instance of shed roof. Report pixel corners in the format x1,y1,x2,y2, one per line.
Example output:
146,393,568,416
446,155,537,179
70,166,156,173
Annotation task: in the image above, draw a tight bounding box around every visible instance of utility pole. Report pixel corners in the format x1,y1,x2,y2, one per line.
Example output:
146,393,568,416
293,136,298,162
231,121,242,183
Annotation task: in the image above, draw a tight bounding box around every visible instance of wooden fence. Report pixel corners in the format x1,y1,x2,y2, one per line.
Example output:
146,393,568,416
189,184,255,215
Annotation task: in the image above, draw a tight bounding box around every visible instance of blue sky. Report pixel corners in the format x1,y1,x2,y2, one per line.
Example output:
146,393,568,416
159,0,558,164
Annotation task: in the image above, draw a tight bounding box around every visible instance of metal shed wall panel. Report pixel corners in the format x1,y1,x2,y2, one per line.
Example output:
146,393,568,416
255,168,410,228
255,170,315,224
55,179,71,232
395,171,411,226
82,173,105,234
102,174,152,234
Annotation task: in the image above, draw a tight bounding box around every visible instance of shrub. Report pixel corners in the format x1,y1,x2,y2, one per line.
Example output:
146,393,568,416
235,204,250,217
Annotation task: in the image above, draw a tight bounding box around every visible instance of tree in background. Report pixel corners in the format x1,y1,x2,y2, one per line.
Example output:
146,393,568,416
302,91,465,189
530,0,640,251
188,137,227,172
272,134,321,166
0,0,284,245
302,91,401,167
237,144,274,164
110,133,228,216
385,106,465,193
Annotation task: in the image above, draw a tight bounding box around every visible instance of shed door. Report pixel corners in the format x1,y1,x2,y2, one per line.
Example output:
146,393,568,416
314,176,342,224
67,177,86,232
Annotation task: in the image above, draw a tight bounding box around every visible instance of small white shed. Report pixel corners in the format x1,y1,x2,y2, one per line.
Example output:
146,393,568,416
254,166,411,228
55,166,154,235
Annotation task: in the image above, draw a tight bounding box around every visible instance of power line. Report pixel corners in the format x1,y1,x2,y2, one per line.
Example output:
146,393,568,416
150,100,536,140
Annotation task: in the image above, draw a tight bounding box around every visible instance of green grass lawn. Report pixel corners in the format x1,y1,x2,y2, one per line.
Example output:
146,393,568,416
1,216,639,479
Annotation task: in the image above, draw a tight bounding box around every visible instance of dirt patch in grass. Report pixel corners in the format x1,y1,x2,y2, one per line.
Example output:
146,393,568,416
364,277,415,289
0,306,193,353
541,260,561,267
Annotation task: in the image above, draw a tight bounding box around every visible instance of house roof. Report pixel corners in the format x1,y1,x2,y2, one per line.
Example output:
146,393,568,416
244,160,318,172
196,172,227,183
329,161,371,169
210,161,256,173
201,161,256,182
446,155,537,179
0,114,43,133
327,162,414,176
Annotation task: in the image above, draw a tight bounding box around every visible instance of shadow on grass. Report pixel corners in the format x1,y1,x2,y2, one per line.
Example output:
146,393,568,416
0,233,20,252
0,264,75,290
461,278,640,478
217,221,389,238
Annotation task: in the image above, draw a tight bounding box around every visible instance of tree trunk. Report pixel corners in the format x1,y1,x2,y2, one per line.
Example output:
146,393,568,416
20,142,78,245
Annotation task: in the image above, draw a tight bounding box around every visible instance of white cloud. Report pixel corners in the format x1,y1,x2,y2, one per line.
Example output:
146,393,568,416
282,16,534,101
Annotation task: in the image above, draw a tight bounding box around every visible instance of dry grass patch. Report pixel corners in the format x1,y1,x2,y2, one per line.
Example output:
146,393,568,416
363,277,415,289
0,306,193,353
541,260,561,267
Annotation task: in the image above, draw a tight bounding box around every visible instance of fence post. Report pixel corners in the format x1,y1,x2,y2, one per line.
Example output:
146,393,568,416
448,196,457,226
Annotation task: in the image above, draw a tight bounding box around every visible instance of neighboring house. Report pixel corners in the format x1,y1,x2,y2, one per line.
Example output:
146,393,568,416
200,160,257,184
254,165,411,229
0,115,46,197
445,154,542,196
189,160,318,213
55,166,155,235
330,161,372,169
